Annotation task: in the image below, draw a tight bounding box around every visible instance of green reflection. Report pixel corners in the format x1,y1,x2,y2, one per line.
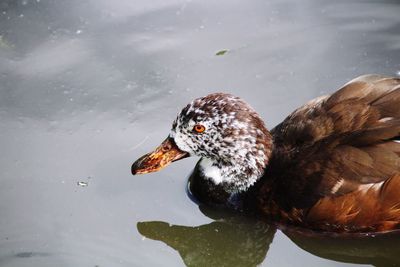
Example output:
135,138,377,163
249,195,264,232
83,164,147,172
137,212,275,267
285,229,400,267
137,205,400,267
0,35,11,49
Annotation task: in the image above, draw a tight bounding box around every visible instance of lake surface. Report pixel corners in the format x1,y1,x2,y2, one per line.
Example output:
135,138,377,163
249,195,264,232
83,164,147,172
1,0,400,266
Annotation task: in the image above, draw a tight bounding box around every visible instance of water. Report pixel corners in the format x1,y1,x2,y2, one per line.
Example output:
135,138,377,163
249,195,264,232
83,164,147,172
1,0,400,266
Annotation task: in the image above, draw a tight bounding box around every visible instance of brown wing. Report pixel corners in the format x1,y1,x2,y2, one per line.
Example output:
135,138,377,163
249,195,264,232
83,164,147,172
272,74,400,148
269,74,400,209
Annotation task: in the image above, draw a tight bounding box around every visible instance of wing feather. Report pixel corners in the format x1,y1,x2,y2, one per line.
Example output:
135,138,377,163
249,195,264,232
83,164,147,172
306,174,400,232
270,75,400,209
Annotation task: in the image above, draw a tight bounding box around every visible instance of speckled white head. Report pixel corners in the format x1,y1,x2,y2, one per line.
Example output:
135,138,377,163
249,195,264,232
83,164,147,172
169,93,272,193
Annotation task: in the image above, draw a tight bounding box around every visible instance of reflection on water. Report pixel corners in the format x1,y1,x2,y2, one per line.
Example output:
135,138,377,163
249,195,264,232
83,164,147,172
138,207,400,267
138,209,275,267
286,230,400,267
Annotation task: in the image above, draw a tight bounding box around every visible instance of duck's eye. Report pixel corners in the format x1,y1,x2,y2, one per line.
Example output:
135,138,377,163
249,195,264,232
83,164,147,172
193,124,206,133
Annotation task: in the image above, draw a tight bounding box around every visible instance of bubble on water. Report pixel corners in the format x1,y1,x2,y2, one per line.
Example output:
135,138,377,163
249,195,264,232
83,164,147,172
77,181,88,187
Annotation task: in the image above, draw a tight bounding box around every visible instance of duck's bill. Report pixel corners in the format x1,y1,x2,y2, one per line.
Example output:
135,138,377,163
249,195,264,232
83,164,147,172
131,137,189,175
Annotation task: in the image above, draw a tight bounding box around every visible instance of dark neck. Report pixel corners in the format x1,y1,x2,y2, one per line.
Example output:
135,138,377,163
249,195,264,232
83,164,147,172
187,160,264,212
188,161,232,206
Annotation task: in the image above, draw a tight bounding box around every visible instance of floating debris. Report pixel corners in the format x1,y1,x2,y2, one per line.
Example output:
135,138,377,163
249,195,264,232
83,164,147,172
77,181,88,187
215,49,229,56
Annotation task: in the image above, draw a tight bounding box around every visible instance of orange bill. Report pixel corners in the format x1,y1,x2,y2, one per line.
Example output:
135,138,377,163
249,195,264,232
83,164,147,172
131,137,189,175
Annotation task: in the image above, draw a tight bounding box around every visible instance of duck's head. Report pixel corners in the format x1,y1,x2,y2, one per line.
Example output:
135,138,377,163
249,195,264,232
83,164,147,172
131,93,273,193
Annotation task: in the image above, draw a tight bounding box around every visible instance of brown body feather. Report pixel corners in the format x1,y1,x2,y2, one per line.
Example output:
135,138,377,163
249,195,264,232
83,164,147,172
257,74,400,232
306,174,400,232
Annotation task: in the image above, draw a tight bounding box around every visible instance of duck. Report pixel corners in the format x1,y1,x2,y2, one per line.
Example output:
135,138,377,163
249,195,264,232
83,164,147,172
131,74,400,233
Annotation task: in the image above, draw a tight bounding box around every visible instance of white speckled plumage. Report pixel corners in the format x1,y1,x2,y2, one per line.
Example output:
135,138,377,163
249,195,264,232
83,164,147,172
170,93,272,192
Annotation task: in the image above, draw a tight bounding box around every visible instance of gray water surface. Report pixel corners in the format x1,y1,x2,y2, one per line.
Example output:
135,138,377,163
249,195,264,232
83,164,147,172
1,0,400,266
